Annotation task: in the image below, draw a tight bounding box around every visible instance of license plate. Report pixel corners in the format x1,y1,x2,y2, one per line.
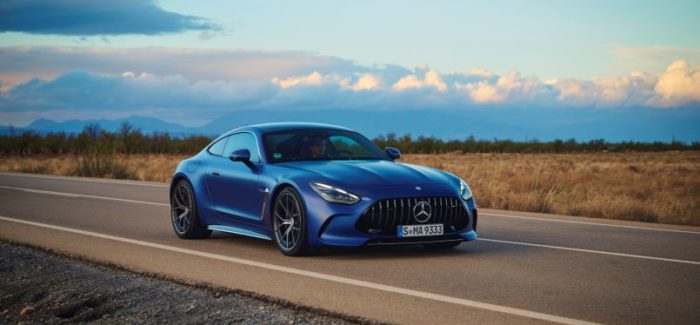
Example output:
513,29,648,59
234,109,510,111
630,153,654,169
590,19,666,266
397,224,444,237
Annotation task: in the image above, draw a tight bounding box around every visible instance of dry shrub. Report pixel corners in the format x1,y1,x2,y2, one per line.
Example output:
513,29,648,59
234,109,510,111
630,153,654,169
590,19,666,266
402,152,700,226
1,152,698,225
0,154,186,183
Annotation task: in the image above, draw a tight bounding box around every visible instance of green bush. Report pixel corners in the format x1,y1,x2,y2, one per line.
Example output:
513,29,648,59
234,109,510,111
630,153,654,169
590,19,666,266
1,124,698,156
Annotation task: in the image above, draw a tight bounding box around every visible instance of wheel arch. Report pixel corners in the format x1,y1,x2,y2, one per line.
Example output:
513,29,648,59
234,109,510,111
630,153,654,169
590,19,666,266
267,181,310,225
169,172,193,197
269,181,302,210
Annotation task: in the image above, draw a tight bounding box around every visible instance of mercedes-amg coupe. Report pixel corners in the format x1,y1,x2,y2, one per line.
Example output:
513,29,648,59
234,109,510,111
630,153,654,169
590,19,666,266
170,123,478,256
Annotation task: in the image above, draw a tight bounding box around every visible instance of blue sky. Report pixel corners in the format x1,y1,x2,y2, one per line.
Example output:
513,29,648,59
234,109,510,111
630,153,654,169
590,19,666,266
0,0,699,140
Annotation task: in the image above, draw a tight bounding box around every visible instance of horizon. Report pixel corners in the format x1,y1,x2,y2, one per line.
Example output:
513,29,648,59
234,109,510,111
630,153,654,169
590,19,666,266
4,117,700,148
4,107,699,143
1,0,699,141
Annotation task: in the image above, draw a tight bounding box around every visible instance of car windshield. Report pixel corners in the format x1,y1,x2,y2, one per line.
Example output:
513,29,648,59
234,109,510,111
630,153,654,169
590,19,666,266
262,128,389,163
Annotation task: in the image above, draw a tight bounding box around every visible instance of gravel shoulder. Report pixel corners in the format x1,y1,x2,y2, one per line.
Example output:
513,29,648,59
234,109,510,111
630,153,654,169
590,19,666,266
0,240,371,324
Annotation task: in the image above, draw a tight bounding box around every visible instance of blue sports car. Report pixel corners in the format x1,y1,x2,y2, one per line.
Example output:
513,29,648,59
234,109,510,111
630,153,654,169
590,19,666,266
170,123,477,256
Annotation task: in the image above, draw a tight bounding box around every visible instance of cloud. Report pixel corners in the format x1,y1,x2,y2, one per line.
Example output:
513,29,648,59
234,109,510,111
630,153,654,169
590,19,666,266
1,70,277,113
0,46,392,86
0,0,218,35
456,70,551,104
652,60,700,107
392,69,448,92
272,72,324,89
1,57,699,126
352,74,381,91
547,72,659,107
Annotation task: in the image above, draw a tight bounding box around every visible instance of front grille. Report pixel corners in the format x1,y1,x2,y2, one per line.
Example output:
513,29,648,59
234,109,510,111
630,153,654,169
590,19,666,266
356,196,470,235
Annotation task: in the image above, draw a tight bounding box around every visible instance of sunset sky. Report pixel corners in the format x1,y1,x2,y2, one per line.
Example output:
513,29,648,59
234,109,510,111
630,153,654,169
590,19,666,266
1,0,699,140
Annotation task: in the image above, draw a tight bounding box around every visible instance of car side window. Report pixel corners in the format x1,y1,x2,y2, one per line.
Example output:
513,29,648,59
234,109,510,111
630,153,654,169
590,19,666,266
223,133,261,163
207,136,228,156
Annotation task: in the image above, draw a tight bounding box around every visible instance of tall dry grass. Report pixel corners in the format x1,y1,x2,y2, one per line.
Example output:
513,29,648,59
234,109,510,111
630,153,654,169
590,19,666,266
1,152,698,225
404,152,700,226
0,154,187,183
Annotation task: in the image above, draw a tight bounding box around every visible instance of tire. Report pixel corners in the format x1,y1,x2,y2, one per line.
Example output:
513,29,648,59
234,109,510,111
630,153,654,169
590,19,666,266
272,187,314,256
423,241,462,249
170,179,211,239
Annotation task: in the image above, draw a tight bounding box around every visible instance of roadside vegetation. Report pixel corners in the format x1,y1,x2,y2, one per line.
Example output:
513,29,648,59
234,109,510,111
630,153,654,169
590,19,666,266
1,123,698,226
2,123,698,157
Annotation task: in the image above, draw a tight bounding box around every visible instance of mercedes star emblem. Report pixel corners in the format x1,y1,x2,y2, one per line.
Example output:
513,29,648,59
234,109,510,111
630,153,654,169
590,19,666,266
413,200,432,223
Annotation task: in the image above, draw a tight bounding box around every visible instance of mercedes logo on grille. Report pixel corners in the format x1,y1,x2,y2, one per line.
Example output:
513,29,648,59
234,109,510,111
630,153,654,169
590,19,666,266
413,200,432,223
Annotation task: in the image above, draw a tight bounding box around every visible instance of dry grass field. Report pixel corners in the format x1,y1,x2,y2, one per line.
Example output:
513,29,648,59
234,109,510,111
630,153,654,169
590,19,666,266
1,152,698,226
406,152,699,226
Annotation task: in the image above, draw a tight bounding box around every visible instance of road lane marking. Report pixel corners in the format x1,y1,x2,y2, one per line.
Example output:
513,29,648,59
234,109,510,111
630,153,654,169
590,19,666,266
0,215,598,325
0,172,169,188
2,184,699,265
478,238,700,266
0,185,169,207
482,212,700,235
3,172,698,235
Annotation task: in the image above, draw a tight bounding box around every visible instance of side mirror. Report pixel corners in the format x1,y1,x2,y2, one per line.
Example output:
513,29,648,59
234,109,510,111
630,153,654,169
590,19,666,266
229,149,251,162
385,147,401,160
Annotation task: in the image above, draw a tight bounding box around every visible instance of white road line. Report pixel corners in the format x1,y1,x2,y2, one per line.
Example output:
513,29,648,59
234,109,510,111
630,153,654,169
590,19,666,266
482,212,700,235
479,238,700,266
0,185,169,207
0,172,169,188
2,185,699,265
4,171,698,235
0,215,598,325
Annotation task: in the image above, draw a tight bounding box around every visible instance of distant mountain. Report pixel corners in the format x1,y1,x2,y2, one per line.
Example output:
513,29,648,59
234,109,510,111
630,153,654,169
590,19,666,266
5,116,196,136
4,107,700,142
198,107,700,142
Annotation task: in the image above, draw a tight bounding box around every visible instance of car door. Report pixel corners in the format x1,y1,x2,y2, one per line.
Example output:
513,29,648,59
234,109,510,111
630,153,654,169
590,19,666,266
204,132,266,222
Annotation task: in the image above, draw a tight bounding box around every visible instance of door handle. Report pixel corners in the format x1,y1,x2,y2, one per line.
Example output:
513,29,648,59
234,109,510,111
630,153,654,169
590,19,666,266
211,170,220,176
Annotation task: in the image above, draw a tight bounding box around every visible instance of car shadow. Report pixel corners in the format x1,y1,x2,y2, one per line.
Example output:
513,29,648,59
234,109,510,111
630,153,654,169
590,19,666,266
205,232,522,260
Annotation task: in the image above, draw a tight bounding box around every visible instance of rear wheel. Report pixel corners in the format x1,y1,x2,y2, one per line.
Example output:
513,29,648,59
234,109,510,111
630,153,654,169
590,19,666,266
171,179,211,239
272,187,314,256
423,241,462,249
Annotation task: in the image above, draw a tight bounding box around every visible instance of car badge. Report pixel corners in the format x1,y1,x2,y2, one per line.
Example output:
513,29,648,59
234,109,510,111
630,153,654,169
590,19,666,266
415,186,421,191
413,200,432,223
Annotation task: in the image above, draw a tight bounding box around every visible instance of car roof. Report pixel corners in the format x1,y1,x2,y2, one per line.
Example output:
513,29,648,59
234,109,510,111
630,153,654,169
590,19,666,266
228,122,353,134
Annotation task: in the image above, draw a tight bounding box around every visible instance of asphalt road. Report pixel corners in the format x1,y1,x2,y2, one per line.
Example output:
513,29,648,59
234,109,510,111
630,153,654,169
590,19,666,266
0,172,698,324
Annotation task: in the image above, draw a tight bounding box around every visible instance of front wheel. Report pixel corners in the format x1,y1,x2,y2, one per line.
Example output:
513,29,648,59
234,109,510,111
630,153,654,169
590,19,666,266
171,179,211,239
272,187,314,256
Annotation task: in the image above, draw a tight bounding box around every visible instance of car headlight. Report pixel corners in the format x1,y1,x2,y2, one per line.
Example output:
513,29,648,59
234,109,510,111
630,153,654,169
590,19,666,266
459,179,473,201
309,182,360,204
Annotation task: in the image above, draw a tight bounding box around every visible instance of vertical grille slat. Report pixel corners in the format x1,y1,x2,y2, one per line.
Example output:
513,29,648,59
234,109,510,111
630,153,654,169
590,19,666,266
400,198,406,225
448,198,454,224
442,197,448,223
379,201,389,227
432,197,438,223
447,197,452,223
454,198,459,224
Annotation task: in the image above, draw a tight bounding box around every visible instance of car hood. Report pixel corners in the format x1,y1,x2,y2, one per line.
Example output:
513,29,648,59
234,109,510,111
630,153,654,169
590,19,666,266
275,160,457,187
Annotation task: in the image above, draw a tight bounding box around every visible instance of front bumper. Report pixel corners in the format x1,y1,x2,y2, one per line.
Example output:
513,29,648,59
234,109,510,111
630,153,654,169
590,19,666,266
301,184,478,247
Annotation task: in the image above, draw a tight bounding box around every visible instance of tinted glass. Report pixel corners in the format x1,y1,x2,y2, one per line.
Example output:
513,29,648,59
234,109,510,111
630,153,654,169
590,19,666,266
263,129,388,163
223,133,261,162
207,137,227,156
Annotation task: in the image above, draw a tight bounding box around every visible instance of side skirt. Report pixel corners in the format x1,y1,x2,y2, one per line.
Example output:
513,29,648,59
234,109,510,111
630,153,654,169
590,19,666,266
207,225,272,241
